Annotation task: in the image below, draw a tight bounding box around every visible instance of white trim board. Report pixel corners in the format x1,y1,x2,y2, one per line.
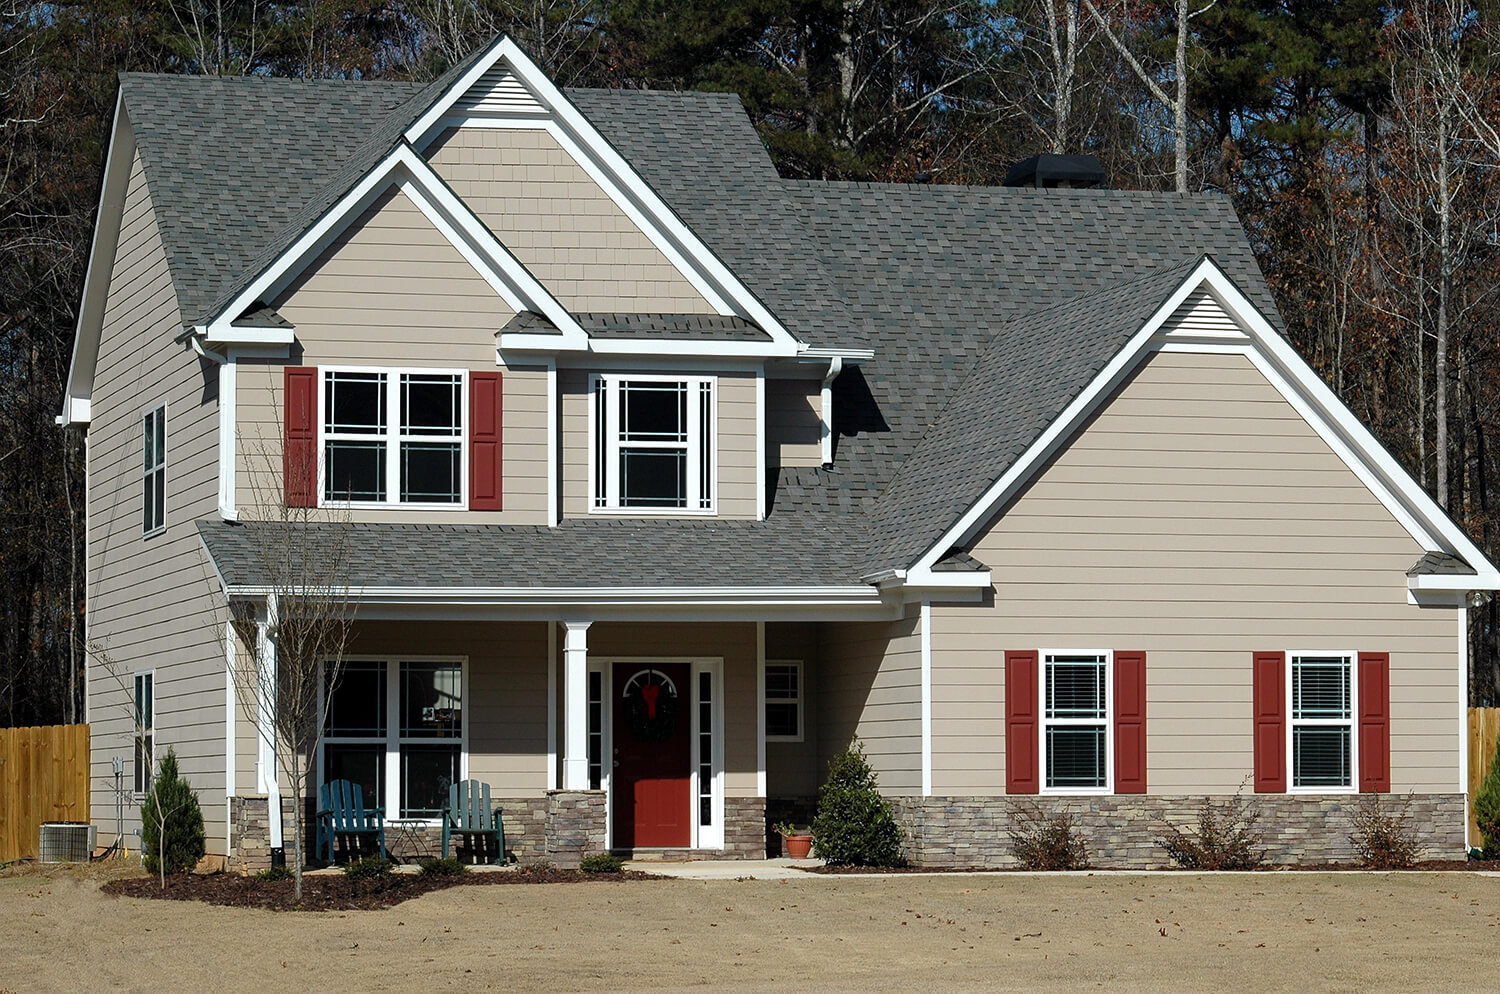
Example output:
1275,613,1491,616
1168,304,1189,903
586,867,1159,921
907,257,1500,592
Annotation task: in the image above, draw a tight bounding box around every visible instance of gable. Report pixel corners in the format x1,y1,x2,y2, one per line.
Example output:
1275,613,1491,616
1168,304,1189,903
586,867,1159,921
425,126,717,314
272,185,515,360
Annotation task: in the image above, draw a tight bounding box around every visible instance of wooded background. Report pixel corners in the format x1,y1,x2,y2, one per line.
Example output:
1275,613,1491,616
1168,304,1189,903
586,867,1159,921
2,0,1498,726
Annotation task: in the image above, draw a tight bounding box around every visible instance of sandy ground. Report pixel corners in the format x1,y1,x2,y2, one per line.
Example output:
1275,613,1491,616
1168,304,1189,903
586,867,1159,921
1,864,1496,993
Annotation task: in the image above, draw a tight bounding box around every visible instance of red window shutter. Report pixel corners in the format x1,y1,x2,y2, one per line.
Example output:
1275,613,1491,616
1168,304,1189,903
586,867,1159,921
1005,650,1040,795
283,366,318,507
1114,651,1147,793
1252,651,1286,793
1358,652,1391,793
469,371,503,511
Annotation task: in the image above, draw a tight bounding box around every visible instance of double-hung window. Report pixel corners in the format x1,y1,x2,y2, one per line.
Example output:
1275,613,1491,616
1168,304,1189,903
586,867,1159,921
134,671,154,794
1289,652,1353,789
323,370,464,506
591,374,715,511
1041,651,1111,791
142,404,165,535
322,658,465,819
764,661,802,741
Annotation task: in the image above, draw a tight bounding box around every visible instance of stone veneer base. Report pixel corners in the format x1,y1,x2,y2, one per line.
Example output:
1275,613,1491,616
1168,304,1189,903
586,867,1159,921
890,793,1467,869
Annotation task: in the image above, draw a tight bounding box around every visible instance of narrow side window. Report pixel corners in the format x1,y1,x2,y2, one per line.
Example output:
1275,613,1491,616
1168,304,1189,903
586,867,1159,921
142,404,166,534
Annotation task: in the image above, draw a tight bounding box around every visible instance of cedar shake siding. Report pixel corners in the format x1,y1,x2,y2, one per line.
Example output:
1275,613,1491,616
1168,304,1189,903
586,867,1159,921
233,186,549,524
86,134,231,852
424,127,716,314
931,349,1458,797
765,378,822,468
559,368,760,519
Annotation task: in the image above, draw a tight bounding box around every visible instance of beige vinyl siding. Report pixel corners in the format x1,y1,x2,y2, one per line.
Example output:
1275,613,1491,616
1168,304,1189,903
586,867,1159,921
931,349,1458,796
766,622,820,798
86,134,232,853
817,609,922,795
345,621,551,796
235,185,548,524
765,378,822,468
559,369,759,519
425,127,715,313
585,622,759,796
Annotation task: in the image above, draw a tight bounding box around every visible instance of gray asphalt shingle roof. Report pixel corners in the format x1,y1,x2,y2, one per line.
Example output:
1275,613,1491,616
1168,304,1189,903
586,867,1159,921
1408,551,1475,576
121,55,1304,591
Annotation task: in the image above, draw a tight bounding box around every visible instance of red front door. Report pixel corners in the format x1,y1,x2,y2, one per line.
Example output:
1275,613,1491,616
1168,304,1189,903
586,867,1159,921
612,663,692,848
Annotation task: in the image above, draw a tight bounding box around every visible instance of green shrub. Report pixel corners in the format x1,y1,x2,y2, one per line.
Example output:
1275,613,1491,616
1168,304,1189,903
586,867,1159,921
418,857,466,877
1349,792,1421,869
520,859,557,874
342,856,393,880
579,852,624,874
140,747,206,877
254,864,293,882
1474,733,1500,858
811,740,905,867
1157,784,1264,870
1009,802,1090,870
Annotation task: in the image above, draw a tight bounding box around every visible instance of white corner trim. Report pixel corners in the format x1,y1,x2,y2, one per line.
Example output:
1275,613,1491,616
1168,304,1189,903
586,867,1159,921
404,37,801,350
909,257,1500,581
756,622,767,798
545,359,559,527
547,621,558,790
218,354,237,520
1459,609,1470,825
225,619,236,813
755,369,766,521
920,601,932,797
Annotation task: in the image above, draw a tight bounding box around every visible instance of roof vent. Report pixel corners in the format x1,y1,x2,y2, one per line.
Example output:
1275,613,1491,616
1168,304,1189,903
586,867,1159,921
1003,154,1106,189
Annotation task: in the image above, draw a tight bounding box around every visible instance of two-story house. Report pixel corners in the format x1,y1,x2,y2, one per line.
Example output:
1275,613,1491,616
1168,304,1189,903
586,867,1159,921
62,36,1499,869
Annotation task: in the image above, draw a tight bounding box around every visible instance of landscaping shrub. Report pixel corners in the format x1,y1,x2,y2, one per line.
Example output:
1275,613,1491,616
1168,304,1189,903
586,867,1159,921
254,865,293,882
418,856,467,877
1474,733,1500,858
1158,784,1265,870
579,852,625,874
1008,802,1090,870
140,747,206,877
342,856,393,880
811,740,905,867
1349,792,1421,869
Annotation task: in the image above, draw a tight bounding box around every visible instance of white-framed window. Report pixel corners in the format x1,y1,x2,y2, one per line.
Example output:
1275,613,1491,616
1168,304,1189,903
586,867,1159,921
764,661,802,741
320,657,467,820
589,373,715,512
1288,651,1355,791
134,670,154,795
142,403,166,535
1040,650,1112,793
321,368,465,507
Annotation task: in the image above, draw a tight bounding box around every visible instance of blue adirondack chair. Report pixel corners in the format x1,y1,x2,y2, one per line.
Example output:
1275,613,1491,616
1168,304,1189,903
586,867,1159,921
316,779,386,864
442,779,505,864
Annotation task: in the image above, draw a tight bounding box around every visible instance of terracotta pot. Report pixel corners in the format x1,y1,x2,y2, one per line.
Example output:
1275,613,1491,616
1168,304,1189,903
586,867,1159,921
783,833,814,859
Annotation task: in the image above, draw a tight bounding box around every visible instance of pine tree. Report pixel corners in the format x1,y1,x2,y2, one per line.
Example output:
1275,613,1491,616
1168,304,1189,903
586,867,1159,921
140,747,206,883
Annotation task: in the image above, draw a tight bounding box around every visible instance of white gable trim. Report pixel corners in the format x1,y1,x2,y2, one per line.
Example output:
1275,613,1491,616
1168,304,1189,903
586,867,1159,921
908,257,1500,590
60,92,131,426
202,142,586,348
405,37,801,356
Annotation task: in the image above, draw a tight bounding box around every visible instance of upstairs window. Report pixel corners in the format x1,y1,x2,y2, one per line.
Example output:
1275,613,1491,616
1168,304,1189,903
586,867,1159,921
1290,653,1353,789
591,374,715,512
142,404,166,535
323,369,463,506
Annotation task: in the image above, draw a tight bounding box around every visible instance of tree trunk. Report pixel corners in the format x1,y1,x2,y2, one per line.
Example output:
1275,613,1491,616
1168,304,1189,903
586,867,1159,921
1436,107,1451,509
1174,0,1189,193
291,751,304,901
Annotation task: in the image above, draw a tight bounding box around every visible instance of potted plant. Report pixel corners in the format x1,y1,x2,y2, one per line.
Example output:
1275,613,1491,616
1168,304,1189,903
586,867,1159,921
774,821,814,859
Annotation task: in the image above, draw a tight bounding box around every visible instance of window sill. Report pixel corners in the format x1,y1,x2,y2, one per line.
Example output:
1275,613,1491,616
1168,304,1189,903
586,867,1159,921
1287,784,1358,795
1038,786,1113,796
142,526,166,540
317,501,469,511
587,507,718,517
765,735,803,744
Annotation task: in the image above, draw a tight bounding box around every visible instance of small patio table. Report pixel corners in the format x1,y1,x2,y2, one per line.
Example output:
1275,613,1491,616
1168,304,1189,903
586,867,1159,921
387,818,434,863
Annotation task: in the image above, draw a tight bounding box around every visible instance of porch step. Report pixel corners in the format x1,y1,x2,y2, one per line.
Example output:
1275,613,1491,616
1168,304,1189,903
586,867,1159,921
615,849,721,862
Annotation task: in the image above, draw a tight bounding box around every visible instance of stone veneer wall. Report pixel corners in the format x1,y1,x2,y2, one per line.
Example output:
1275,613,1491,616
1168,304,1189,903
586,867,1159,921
890,794,1467,869
228,796,310,873
545,790,607,867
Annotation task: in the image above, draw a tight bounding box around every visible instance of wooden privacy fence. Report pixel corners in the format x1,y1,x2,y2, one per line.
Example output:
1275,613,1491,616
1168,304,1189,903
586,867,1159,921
0,724,90,863
1471,708,1500,846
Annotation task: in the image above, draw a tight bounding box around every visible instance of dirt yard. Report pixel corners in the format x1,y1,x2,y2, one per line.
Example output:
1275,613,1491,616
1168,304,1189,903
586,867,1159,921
1,864,1496,993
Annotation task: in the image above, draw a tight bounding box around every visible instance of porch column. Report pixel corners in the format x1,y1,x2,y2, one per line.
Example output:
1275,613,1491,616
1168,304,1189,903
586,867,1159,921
255,596,283,850
562,620,593,790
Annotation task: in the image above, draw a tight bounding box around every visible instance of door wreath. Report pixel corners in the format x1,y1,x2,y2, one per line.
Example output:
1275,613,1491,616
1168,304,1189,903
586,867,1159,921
622,668,679,743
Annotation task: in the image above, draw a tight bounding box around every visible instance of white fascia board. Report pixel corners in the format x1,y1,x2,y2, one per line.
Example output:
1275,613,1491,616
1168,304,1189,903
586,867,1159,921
406,38,802,351
61,91,130,426
499,334,792,359
901,568,993,590
201,142,586,347
225,583,885,608
909,258,1221,575
1408,572,1500,592
908,257,1500,581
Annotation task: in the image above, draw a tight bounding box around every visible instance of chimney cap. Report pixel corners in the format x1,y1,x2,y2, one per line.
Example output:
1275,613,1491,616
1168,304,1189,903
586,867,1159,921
1003,154,1106,189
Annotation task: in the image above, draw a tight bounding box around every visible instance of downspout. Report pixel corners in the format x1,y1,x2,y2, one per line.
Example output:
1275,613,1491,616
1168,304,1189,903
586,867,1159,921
820,357,842,466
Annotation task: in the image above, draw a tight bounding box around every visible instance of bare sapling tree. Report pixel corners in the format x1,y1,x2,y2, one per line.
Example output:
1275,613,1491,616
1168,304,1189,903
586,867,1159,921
1083,0,1216,192
1002,0,1102,155
230,420,358,900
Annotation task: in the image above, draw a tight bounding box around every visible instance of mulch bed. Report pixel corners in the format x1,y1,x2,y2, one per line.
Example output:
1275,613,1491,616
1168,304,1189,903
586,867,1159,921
809,858,1498,874
102,867,663,912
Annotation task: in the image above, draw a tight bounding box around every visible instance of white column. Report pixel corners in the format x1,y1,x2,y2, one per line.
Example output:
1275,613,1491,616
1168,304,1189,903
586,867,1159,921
256,597,283,850
756,622,767,797
562,620,593,790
